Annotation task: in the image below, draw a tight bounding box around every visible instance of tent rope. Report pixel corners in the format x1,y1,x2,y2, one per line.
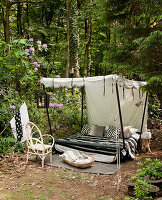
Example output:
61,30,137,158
115,115,121,192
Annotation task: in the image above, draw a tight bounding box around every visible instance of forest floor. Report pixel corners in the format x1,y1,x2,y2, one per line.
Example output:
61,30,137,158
0,129,161,200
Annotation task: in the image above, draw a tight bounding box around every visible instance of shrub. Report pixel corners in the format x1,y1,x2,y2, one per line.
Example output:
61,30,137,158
147,94,161,129
126,158,162,200
0,137,25,156
137,158,162,180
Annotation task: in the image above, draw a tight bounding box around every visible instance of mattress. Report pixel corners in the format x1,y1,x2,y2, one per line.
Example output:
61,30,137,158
54,133,140,163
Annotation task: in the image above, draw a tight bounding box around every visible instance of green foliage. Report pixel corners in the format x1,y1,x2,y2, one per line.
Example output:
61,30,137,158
125,197,131,200
0,137,24,155
0,0,161,140
127,158,162,200
133,31,162,72
47,88,87,138
147,94,161,129
0,39,38,90
134,179,153,200
0,38,51,132
137,158,162,180
99,0,162,108
147,77,162,103
0,88,23,129
0,137,14,155
13,141,25,154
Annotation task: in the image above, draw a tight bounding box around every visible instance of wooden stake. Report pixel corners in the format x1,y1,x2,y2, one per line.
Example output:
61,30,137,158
0,123,10,136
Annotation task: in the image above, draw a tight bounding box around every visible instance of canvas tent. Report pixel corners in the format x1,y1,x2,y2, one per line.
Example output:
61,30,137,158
40,74,148,162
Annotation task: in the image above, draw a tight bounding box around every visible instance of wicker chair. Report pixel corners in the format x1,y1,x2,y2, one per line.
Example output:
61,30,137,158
24,121,54,167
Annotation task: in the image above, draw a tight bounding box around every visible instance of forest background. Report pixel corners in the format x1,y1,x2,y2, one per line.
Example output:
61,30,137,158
0,0,161,139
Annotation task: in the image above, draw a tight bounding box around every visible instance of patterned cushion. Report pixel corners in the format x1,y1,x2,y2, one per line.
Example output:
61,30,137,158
81,124,91,135
104,125,121,139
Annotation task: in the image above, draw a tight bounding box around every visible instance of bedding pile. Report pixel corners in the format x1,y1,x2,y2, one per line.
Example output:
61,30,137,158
60,150,94,165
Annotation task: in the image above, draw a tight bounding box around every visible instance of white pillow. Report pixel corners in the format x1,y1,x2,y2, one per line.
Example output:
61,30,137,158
129,127,138,135
89,125,105,137
120,126,132,139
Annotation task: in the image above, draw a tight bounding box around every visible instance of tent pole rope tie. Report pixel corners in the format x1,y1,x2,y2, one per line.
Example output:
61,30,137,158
132,88,134,100
52,78,54,89
103,76,106,96
83,77,85,87
112,78,113,93
139,90,141,99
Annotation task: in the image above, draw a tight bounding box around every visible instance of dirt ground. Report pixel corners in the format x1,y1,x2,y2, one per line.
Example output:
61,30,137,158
0,129,161,200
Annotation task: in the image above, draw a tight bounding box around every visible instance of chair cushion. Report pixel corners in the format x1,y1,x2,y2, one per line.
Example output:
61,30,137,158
29,144,51,151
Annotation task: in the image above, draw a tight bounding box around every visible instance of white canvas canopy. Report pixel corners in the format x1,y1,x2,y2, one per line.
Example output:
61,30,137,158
40,75,146,89
40,75,147,133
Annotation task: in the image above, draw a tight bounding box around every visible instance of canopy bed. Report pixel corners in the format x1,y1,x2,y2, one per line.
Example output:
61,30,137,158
40,75,148,163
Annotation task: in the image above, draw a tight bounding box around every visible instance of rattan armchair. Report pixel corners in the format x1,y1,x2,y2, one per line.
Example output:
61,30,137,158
24,121,54,167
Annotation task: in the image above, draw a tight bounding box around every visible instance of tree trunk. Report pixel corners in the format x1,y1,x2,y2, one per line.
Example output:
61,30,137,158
84,0,93,77
3,0,10,53
87,6,92,76
83,18,88,76
65,0,70,78
42,4,44,26
25,0,29,38
2,7,5,41
26,0,29,28
69,0,80,78
17,1,24,36
106,24,111,46
3,0,45,44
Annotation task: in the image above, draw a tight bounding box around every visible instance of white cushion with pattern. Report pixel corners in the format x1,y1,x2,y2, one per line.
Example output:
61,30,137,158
104,126,121,139
81,124,91,135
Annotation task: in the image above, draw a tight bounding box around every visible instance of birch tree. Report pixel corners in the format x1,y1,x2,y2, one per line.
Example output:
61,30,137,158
69,0,80,78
